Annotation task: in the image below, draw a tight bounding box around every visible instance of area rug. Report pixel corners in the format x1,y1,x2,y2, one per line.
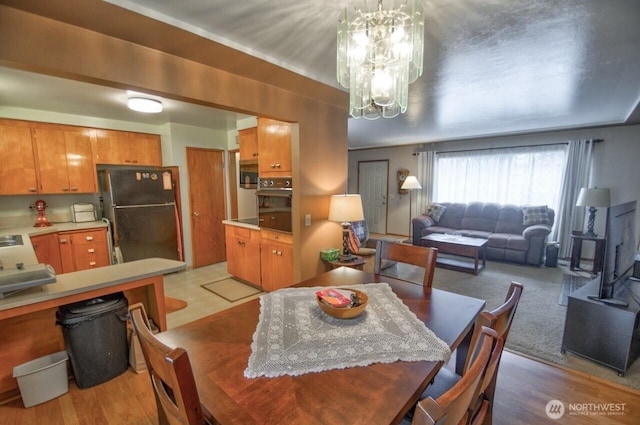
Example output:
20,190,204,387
429,261,640,391
202,278,261,302
165,297,188,314
558,273,592,306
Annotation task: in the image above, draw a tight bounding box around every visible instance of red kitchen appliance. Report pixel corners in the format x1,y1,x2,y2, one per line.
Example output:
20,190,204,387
33,199,53,227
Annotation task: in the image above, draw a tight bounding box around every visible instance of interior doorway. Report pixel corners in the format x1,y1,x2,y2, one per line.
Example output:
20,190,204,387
358,160,389,234
186,147,227,268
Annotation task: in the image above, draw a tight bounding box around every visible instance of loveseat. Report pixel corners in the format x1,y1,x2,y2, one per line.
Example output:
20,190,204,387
412,202,554,266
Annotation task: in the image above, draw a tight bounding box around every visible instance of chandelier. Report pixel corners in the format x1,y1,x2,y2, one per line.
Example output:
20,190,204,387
337,0,424,120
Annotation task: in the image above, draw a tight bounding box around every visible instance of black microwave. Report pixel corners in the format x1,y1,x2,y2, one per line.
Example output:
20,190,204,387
239,162,258,189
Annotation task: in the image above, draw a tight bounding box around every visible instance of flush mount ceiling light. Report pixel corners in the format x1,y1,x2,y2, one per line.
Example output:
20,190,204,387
337,0,424,120
127,96,163,113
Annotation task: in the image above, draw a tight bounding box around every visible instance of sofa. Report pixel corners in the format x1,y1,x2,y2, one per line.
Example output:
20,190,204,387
412,202,554,266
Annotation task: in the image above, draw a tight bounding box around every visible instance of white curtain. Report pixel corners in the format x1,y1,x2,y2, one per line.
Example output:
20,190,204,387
416,151,435,214
435,145,567,213
555,140,594,258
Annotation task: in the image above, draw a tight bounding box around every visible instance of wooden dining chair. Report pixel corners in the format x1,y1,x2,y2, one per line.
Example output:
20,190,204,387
410,327,498,425
374,240,438,290
129,303,216,425
416,281,523,425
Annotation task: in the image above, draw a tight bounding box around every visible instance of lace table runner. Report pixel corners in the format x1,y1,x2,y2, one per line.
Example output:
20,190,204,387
244,282,451,378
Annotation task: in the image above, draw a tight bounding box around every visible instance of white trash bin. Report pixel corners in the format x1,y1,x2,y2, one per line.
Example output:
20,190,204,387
12,351,69,408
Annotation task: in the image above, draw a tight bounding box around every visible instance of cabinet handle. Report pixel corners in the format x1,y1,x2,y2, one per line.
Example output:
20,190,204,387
89,261,96,266
28,187,37,192
85,236,94,241
277,250,283,256
62,187,69,191
60,238,68,244
272,249,277,254
70,187,78,191
88,248,95,253
275,163,281,168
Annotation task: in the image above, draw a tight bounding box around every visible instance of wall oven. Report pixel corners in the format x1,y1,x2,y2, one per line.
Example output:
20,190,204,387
256,177,292,233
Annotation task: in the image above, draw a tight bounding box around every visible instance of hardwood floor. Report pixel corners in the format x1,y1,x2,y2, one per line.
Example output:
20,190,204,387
2,349,638,424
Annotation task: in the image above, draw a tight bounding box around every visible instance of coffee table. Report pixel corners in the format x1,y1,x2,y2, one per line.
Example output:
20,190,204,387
421,234,488,275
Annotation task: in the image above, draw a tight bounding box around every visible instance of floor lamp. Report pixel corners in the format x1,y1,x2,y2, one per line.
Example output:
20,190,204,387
401,176,422,243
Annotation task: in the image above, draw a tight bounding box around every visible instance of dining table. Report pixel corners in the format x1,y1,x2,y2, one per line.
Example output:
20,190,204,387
157,267,486,425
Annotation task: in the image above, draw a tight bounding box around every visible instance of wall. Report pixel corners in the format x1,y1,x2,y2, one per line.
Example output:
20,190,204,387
347,144,418,236
348,124,640,250
0,3,349,281
164,123,229,267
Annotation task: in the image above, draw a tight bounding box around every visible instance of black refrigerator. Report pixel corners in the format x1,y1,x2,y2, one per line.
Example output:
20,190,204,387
99,168,182,263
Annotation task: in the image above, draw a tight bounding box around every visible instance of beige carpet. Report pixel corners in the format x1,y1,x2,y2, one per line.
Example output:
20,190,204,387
202,278,261,302
428,260,640,391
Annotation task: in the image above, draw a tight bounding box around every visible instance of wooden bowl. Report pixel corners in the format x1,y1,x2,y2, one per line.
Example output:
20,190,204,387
316,289,368,319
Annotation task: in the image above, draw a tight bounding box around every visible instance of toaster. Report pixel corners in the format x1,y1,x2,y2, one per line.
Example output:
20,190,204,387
71,203,97,223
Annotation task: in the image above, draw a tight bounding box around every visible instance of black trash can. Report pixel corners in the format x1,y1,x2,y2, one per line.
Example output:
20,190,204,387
545,243,559,268
56,292,129,389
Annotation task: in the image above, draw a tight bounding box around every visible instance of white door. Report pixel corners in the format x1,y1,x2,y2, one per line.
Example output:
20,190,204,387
358,161,388,234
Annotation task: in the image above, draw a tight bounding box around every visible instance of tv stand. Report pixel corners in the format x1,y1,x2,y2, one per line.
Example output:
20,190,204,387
587,295,629,308
562,278,640,376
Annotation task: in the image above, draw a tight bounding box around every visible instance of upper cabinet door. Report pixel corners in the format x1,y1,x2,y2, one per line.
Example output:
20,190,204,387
257,118,292,177
0,119,38,195
64,129,97,193
239,127,258,162
33,125,96,194
33,127,70,194
94,129,162,167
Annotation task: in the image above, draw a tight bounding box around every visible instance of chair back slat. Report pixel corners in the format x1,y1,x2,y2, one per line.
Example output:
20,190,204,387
412,327,498,425
374,240,438,290
130,303,208,425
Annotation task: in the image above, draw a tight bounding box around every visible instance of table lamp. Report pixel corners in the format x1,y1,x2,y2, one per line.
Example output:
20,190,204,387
576,187,610,238
401,176,422,242
328,194,364,261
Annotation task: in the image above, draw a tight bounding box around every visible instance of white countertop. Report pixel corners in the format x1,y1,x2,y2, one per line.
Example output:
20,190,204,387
0,221,108,268
223,219,260,230
0,258,185,312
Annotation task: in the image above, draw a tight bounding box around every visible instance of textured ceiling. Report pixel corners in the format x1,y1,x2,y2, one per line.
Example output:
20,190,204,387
2,0,640,149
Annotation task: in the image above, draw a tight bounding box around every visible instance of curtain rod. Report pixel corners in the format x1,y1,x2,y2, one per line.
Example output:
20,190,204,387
413,139,603,155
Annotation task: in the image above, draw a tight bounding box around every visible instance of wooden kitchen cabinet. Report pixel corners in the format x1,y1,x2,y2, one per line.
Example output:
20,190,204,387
260,229,293,291
32,124,97,194
93,129,162,166
238,127,259,162
30,233,63,274
225,225,261,286
58,228,110,273
257,118,292,177
0,119,38,195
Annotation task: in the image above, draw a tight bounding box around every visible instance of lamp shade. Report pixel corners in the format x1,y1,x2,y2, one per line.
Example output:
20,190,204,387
576,187,610,207
401,176,422,190
328,194,364,223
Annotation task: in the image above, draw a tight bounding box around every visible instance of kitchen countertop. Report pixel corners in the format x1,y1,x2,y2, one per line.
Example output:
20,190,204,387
0,257,185,313
0,221,108,269
223,218,260,230
0,221,185,313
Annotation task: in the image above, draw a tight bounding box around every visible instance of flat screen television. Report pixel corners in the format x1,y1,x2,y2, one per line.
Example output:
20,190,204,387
590,201,637,307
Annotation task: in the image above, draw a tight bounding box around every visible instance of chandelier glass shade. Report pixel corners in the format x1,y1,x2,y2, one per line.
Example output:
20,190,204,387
337,0,424,120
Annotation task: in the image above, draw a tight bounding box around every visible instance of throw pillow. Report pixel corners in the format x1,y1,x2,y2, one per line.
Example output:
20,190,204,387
522,205,551,225
425,203,447,222
348,228,360,254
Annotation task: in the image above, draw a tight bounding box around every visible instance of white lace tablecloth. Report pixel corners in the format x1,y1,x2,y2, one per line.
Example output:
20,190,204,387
244,282,451,378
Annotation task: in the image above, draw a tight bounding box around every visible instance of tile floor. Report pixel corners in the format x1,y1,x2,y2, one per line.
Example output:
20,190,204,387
163,262,264,329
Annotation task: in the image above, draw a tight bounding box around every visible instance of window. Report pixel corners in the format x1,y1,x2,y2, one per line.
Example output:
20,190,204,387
434,144,567,213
